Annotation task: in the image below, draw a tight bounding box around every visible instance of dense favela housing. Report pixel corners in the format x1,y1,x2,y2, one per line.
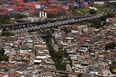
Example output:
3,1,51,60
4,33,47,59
1,0,116,77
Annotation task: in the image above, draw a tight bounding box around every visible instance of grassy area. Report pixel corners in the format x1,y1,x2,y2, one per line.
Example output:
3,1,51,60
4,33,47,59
94,4,110,13
72,4,112,16
72,8,90,16
79,8,90,15
72,9,82,16
74,11,83,16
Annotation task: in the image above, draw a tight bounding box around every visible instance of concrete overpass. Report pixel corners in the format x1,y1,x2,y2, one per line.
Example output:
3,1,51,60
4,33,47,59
0,14,105,33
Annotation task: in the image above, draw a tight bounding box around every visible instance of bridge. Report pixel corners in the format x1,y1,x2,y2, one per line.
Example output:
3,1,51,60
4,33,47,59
0,14,105,33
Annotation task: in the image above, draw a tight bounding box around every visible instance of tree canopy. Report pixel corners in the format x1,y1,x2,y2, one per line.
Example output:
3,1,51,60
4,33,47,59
11,13,27,19
89,13,116,28
0,48,9,61
1,31,14,36
110,61,116,73
43,30,67,70
105,42,116,50
47,13,60,18
104,1,110,8
89,9,97,14
62,27,71,33
55,62,67,70
0,16,10,25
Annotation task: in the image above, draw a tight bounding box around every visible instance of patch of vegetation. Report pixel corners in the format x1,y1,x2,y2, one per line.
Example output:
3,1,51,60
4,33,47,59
105,42,116,50
42,30,67,70
72,9,83,16
0,16,11,25
89,18,101,28
55,61,67,70
31,14,39,17
89,9,97,14
47,13,60,18
78,21,88,25
94,4,110,13
50,28,55,33
1,31,14,36
72,8,92,16
62,27,71,33
110,61,116,72
89,13,116,28
48,44,67,70
0,48,9,61
79,8,90,15
11,13,27,19
37,31,42,36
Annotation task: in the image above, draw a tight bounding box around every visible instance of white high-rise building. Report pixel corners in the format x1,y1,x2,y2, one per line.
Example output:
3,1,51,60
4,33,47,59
39,11,42,18
39,11,47,18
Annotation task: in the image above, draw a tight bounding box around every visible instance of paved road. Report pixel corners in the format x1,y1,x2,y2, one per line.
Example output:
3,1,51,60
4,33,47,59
66,64,72,72
16,64,29,71
44,68,80,75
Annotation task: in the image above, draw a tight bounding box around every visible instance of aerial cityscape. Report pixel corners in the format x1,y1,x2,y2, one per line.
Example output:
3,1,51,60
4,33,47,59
0,0,116,77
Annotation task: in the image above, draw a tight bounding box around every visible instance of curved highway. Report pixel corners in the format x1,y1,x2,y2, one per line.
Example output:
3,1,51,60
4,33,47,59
0,13,106,33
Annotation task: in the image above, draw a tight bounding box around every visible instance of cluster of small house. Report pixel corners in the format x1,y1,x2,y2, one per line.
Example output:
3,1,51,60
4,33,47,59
52,18,116,76
0,32,55,77
0,0,93,17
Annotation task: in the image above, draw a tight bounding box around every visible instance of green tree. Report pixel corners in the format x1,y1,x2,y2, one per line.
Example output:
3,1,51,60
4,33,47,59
47,13,60,18
62,27,71,33
0,16,10,25
3,56,9,61
90,18,101,28
106,13,115,18
99,13,115,21
3,16,10,20
55,62,67,70
104,1,110,8
1,31,14,36
109,61,116,72
11,13,27,19
55,50,64,63
43,30,67,71
50,28,54,33
53,26,59,29
105,42,116,50
0,48,9,61
89,13,116,28
44,31,52,43
0,56,2,61
0,48,5,56
89,9,96,14
102,21,108,26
